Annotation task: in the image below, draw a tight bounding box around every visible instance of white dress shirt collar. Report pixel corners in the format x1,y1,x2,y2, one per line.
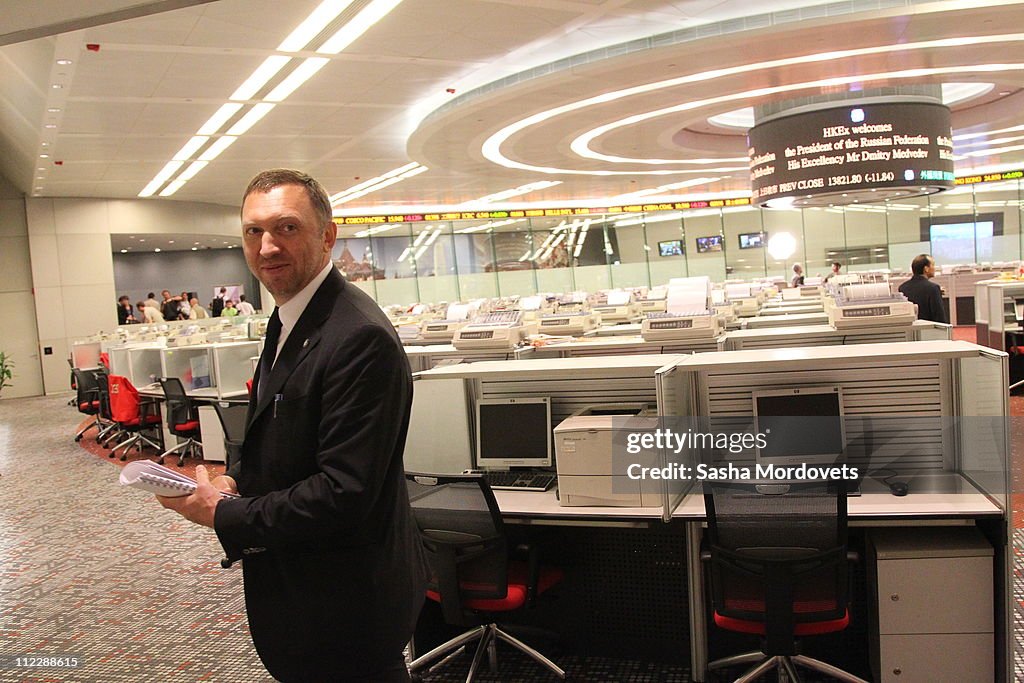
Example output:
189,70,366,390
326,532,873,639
273,261,334,359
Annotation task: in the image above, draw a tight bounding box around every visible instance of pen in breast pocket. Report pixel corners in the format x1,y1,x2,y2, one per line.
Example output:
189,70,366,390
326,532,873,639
273,393,283,418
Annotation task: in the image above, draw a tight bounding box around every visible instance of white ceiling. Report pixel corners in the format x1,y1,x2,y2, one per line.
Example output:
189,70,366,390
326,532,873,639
2,0,1024,227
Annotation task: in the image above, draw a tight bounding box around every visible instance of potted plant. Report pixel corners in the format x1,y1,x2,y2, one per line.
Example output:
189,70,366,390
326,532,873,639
0,351,13,398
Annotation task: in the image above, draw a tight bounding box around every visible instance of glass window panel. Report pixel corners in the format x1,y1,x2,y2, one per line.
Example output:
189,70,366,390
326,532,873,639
529,217,576,294
839,204,889,272
645,212,688,286
801,206,845,278
491,220,537,297
412,222,461,305
761,207,803,281
450,222,498,299
683,210,726,281
370,228,419,306
722,206,765,279
885,195,931,274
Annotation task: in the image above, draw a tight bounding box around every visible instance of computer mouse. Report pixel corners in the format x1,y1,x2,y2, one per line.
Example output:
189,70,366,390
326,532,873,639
889,481,909,497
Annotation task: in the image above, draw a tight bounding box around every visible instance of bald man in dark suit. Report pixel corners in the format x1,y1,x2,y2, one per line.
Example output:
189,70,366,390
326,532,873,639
159,169,427,682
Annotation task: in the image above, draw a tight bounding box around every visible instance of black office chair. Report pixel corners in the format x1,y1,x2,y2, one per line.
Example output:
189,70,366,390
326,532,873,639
72,367,106,442
91,368,125,450
405,473,565,682
702,479,868,683
156,377,203,466
212,402,247,469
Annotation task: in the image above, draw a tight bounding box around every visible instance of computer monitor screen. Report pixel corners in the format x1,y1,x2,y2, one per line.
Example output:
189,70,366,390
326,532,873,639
696,235,723,253
658,239,683,257
753,386,845,466
738,232,764,249
475,397,552,469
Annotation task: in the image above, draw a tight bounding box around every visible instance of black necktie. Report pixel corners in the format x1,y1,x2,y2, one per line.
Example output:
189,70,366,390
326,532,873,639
257,308,282,400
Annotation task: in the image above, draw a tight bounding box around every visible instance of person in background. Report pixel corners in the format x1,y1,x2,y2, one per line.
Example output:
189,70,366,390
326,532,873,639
823,261,842,282
178,291,192,319
117,295,136,325
160,289,181,321
898,254,947,323
136,301,165,323
144,292,160,310
222,300,238,317
791,262,804,288
210,287,227,317
235,294,255,316
156,168,427,682
189,298,208,319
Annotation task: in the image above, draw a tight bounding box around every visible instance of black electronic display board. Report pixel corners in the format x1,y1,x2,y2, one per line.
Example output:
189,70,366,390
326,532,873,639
748,102,954,207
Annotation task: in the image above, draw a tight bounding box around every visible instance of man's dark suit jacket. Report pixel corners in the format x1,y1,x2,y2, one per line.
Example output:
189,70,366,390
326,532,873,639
898,274,947,323
214,268,428,681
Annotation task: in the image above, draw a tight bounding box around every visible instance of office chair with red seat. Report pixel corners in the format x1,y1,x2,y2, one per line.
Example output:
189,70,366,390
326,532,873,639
702,479,869,683
405,473,565,682
107,374,163,461
157,377,203,466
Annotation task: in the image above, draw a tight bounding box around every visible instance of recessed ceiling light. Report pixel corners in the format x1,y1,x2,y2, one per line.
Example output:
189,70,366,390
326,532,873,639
39,154,49,158
193,242,200,245
154,248,161,253
138,238,146,242
56,59,72,65
191,247,198,251
168,240,175,244
41,142,49,146
34,186,42,190
51,84,63,89
44,124,57,129
120,249,128,253
37,167,45,171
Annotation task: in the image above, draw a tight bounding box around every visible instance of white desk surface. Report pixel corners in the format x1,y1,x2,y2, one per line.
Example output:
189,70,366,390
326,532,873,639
678,339,985,371
545,335,724,351
743,312,829,327
416,353,686,380
492,481,1001,523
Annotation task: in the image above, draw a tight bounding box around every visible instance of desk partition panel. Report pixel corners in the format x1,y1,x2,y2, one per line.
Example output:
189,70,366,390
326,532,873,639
210,341,259,399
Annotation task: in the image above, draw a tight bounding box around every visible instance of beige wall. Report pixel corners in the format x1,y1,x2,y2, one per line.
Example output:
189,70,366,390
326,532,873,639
0,175,44,399
25,197,240,395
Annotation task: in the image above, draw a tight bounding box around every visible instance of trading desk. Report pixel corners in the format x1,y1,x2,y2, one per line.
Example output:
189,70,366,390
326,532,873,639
408,342,1012,680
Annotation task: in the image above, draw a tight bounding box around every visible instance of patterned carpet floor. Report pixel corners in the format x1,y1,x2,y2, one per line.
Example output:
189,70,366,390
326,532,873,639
1,327,1021,682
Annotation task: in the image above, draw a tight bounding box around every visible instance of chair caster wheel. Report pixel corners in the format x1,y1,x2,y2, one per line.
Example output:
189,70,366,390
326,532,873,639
120,454,127,462
75,435,82,442
108,452,116,458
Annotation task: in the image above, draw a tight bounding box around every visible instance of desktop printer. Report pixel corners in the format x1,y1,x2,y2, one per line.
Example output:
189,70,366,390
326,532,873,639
827,283,916,329
554,403,662,507
452,310,533,350
418,319,466,342
536,311,598,336
640,310,722,341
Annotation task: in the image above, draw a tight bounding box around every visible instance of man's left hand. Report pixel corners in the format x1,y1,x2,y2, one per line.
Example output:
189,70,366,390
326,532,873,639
158,465,223,528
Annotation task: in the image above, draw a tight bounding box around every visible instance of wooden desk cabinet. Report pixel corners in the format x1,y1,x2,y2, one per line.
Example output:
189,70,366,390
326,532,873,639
868,527,994,683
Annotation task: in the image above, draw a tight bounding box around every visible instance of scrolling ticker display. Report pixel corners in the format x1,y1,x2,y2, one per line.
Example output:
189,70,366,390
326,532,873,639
747,102,954,208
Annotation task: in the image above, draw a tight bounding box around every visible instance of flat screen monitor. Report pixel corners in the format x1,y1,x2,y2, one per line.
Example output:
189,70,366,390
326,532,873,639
658,239,683,257
696,235,723,253
753,386,845,467
738,232,764,249
475,397,552,469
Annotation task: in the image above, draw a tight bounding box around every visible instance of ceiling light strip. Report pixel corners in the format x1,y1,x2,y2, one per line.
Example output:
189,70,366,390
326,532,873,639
138,160,185,197
230,55,292,101
318,0,403,53
278,0,357,52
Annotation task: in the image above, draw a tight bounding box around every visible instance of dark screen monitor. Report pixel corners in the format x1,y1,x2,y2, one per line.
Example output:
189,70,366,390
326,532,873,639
753,386,845,466
475,397,552,469
738,232,764,249
658,239,683,257
696,235,723,253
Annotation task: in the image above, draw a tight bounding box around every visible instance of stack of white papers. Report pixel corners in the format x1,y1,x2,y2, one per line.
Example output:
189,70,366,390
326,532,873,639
119,460,238,498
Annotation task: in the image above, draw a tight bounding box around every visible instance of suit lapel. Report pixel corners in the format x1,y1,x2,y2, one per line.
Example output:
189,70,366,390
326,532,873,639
247,270,344,432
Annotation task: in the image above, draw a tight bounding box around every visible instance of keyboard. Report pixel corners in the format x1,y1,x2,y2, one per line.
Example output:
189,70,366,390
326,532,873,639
483,470,557,492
